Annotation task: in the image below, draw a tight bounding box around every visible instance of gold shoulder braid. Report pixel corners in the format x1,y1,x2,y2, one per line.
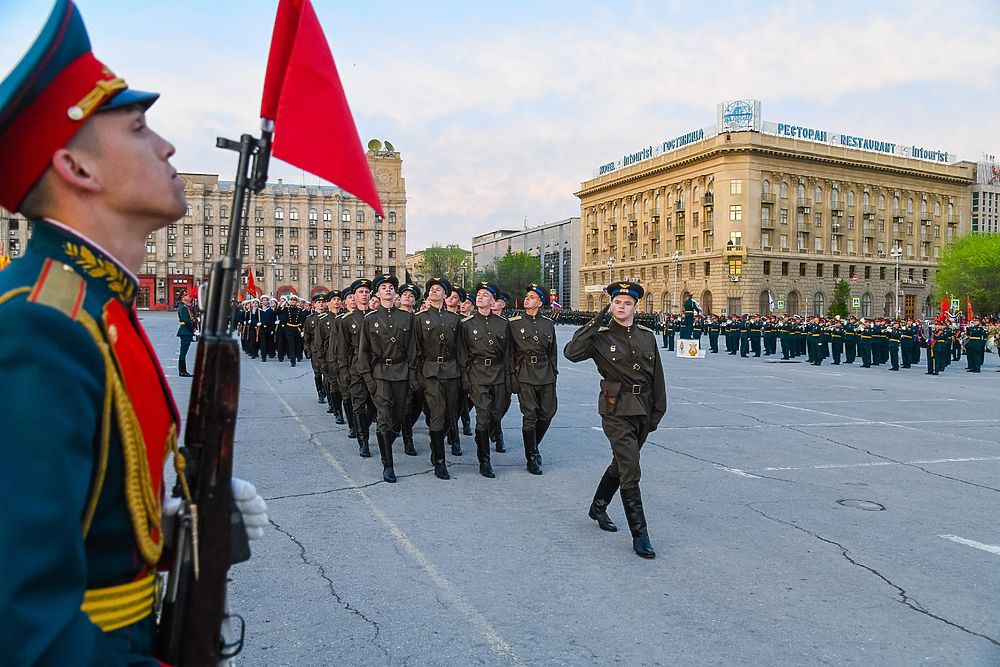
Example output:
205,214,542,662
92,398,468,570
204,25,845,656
64,241,135,302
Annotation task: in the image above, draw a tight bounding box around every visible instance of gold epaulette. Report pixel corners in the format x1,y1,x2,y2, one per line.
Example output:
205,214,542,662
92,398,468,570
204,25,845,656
508,315,521,321
637,324,653,332
598,326,610,332
27,259,87,319
462,314,474,322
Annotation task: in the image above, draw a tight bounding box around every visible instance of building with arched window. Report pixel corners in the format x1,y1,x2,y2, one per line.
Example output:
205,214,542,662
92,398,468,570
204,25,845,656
575,101,976,319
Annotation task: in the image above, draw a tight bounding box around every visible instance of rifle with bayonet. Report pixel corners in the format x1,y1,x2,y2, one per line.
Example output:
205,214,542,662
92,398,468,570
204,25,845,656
155,120,273,667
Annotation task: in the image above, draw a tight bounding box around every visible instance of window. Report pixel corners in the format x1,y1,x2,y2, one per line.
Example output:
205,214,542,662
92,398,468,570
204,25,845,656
762,179,770,194
388,212,397,223
878,194,886,210
879,266,886,280
814,236,823,251
275,208,284,220
814,213,822,228
289,208,299,221
799,262,807,277
342,267,350,278
729,231,742,248
203,205,213,221
308,208,318,222
204,225,214,237
255,245,264,260
689,263,696,278
356,210,365,223
781,261,789,276
814,185,822,203
275,244,283,257
323,246,332,259
290,246,299,259
907,198,913,213
763,260,771,275
356,268,365,278
308,246,317,259
185,205,192,217
324,268,333,281
323,209,332,222
813,292,825,316
289,229,298,239
388,231,396,242
308,229,318,240
341,247,349,261
729,204,742,221
780,208,788,225
323,230,332,242
703,261,711,276
255,207,263,221
203,243,213,257
255,226,264,237
816,263,824,277
356,230,365,240
833,264,840,278
847,239,855,253
342,210,350,223
864,265,871,279
848,216,855,230
146,241,156,254
730,180,742,195
780,181,788,198
779,234,788,249
342,229,351,241
861,293,872,317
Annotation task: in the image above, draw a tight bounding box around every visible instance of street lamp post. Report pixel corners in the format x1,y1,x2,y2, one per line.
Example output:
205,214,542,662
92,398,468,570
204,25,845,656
671,251,680,314
606,258,614,285
890,245,902,318
267,255,277,295
460,259,467,291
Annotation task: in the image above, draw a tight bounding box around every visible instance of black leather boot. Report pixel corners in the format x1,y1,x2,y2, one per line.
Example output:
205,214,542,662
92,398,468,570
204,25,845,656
178,358,192,377
357,410,370,458
588,470,619,532
315,375,326,403
493,425,506,453
620,486,655,559
447,422,463,456
345,400,357,438
377,432,396,483
522,429,542,475
326,386,337,413
430,431,450,480
534,419,550,465
476,431,495,478
403,422,417,456
461,411,473,436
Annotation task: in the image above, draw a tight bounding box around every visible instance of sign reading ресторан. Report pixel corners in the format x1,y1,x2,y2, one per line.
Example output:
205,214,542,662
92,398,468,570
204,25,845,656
763,120,952,163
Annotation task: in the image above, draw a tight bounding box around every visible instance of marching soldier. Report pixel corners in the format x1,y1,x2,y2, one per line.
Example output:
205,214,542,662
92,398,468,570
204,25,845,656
330,287,358,437
340,279,376,457
447,285,473,450
965,317,987,372
303,293,328,401
359,274,416,483
410,277,462,479
0,3,270,662
397,282,424,456
563,281,666,559
281,294,306,365
321,290,345,419
459,281,512,478
508,284,559,475
177,292,197,377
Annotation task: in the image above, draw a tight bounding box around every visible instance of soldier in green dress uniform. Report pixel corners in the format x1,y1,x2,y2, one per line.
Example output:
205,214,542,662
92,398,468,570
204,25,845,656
176,292,196,376
564,281,667,559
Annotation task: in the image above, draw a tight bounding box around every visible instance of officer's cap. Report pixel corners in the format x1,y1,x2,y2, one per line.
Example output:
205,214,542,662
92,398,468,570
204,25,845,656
475,281,499,299
325,289,342,301
311,293,325,302
449,285,467,302
0,0,160,212
398,283,420,299
425,276,451,295
372,274,398,291
341,285,354,297
350,278,373,292
525,283,549,306
497,292,510,303
606,281,643,302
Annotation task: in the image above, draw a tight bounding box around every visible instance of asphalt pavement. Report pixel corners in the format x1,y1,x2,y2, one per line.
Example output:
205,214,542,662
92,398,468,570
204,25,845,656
144,311,1000,666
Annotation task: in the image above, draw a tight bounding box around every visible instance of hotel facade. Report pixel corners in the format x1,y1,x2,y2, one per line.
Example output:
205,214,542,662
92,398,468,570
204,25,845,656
575,101,978,319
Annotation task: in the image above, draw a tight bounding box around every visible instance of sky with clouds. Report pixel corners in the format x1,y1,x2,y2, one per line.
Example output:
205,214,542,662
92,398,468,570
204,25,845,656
4,1,999,251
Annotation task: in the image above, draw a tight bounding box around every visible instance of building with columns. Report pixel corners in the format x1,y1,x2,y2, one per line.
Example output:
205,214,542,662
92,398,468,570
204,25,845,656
576,101,977,319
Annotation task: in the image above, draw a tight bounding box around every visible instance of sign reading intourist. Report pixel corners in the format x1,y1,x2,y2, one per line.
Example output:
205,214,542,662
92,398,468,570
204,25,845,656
593,99,955,176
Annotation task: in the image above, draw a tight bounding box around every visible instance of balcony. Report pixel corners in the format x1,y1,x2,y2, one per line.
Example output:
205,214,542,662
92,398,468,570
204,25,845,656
862,205,877,217
830,201,845,213
947,215,960,225
674,225,686,237
703,192,714,208
796,198,812,211
796,221,811,231
920,212,933,222
892,210,905,222
761,218,775,230
628,214,637,223
675,200,686,212
651,209,660,222
761,192,776,205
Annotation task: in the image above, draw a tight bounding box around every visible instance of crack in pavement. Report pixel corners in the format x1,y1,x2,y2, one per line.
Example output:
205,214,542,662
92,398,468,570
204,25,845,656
645,440,814,487
784,425,1000,495
746,503,1000,648
269,518,392,661
266,456,438,501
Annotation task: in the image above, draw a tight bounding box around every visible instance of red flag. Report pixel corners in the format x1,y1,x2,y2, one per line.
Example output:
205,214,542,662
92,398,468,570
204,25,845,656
940,293,948,316
261,0,383,217
967,295,973,319
246,265,260,297
189,282,199,300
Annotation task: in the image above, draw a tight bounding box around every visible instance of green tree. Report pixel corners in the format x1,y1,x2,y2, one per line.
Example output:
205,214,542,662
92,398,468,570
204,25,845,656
418,244,470,289
935,234,1000,316
474,252,542,306
828,279,850,318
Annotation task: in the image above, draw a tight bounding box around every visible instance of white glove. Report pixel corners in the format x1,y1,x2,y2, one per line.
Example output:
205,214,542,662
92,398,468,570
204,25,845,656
232,477,269,541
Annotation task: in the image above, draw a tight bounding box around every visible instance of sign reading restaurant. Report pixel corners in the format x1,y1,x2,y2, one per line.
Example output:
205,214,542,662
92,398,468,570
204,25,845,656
594,99,954,176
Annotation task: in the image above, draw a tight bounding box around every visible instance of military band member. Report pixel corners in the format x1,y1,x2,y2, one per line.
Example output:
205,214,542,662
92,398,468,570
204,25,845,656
459,281,512,478
509,284,559,475
564,281,666,559
410,277,462,479
965,317,987,372
844,316,858,363
0,3,270,661
177,291,196,377
681,291,700,338
340,278,376,457
830,317,844,364
303,293,328,401
887,319,902,371
359,274,416,483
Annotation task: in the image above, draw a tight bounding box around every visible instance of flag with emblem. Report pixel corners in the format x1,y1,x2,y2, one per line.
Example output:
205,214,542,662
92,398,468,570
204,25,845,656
246,265,260,297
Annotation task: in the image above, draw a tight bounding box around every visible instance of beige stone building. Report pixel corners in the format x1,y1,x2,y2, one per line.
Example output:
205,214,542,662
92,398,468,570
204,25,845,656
576,123,975,320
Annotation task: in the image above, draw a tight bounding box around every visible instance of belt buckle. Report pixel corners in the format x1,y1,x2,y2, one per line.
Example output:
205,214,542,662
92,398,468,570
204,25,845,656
484,359,492,367
385,358,393,365
436,356,445,363
530,355,538,364
631,384,642,394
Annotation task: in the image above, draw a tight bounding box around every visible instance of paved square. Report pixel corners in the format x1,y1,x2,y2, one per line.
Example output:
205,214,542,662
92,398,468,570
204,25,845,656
144,312,1000,666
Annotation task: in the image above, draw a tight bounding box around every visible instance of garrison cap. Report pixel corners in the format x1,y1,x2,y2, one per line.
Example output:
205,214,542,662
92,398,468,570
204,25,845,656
350,278,373,292
398,282,420,299
475,281,499,298
424,276,451,294
525,283,548,306
325,289,342,301
607,281,644,301
0,0,160,212
372,273,398,291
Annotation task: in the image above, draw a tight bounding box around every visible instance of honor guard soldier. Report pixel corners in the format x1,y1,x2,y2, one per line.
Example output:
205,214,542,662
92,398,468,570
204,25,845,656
303,292,328,401
360,274,417,483
459,281,513,478
564,281,666,559
410,277,462,479
340,278,375,456
509,284,559,475
177,292,197,376
0,2,271,662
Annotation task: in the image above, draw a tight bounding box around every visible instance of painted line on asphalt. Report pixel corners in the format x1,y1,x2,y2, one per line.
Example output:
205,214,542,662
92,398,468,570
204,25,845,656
717,466,761,479
939,534,1000,556
252,364,525,666
756,456,1000,473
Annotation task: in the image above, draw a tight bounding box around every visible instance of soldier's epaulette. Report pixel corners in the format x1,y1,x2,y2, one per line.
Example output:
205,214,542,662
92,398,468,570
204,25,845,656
364,309,377,317
637,324,653,333
462,314,474,322
26,258,87,320
508,315,521,321
598,326,610,332
541,315,553,321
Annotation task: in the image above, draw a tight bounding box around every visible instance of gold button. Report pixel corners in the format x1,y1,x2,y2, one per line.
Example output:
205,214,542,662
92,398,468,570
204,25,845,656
67,106,85,121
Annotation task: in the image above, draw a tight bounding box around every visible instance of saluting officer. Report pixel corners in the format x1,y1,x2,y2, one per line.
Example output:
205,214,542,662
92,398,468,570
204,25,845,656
303,293,328,401
409,277,462,479
564,281,666,559
508,284,559,475
359,274,416,483
459,281,512,478
340,278,376,457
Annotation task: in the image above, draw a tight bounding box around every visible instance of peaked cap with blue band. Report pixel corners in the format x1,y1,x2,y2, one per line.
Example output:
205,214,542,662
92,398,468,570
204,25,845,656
0,0,159,212
525,283,549,306
475,281,499,299
607,281,644,301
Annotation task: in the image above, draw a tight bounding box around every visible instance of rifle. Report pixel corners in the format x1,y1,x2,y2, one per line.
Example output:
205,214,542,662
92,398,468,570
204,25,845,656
156,120,273,666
